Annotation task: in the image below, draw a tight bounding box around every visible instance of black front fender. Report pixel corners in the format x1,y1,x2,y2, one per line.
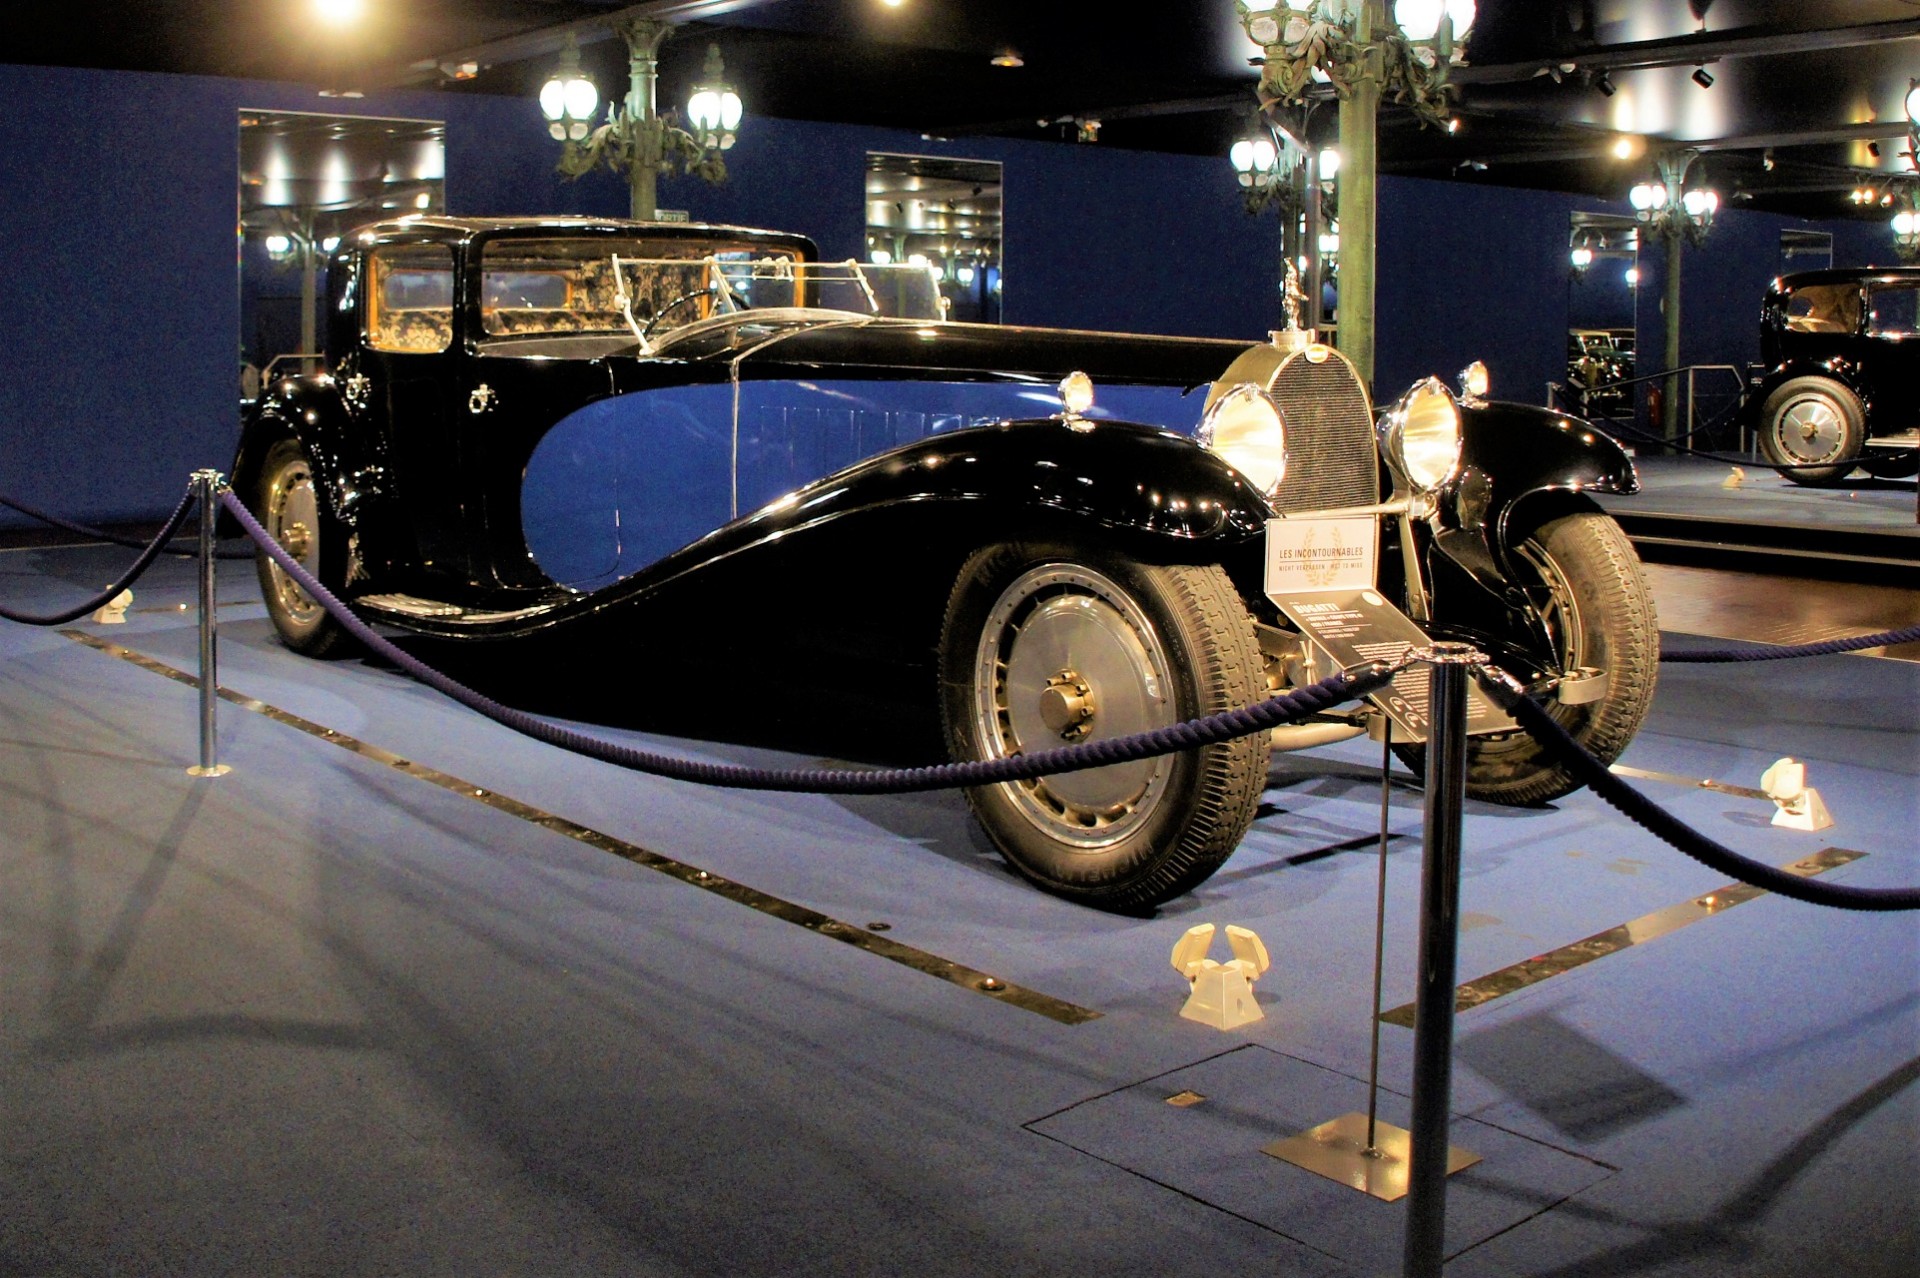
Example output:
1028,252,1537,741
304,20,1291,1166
1431,400,1638,587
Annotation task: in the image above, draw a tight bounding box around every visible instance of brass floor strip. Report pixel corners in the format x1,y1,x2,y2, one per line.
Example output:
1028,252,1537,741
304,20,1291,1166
61,630,1101,1026
1377,847,1868,1028
1609,764,1770,801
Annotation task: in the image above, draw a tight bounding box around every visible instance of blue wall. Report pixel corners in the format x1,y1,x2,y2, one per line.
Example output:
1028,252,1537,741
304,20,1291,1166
0,58,1903,526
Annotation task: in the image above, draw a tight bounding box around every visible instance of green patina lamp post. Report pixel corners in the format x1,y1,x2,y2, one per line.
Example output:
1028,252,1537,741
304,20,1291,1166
540,19,741,221
1236,1,1474,386
1628,150,1717,443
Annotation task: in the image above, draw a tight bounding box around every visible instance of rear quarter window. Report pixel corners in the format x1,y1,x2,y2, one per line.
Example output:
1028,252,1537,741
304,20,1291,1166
366,245,455,353
1783,283,1860,334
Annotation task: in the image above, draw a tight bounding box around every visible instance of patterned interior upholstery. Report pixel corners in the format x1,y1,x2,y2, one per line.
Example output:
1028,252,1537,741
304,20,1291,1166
372,309,453,354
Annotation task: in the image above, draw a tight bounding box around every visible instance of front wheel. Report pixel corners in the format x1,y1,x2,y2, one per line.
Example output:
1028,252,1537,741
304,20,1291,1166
1759,377,1863,486
1403,509,1658,805
254,437,351,657
938,543,1270,912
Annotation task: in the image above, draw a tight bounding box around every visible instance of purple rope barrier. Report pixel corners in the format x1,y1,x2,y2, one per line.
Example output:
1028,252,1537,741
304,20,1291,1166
220,488,1395,795
1662,624,1920,663
1477,668,1920,911
0,491,252,559
0,488,198,627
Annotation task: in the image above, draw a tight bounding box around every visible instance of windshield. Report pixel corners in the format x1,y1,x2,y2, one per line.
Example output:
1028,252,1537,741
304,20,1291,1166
479,238,946,347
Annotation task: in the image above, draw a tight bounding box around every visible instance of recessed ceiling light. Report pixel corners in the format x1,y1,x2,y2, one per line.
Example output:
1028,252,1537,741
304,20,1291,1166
314,0,365,25
991,50,1024,68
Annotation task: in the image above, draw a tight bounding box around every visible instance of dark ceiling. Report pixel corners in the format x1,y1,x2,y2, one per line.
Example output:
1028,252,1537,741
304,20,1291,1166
14,0,1920,220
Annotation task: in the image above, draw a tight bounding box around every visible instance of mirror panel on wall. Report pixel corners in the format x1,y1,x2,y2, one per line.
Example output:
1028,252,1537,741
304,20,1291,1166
1565,211,1640,421
238,110,445,406
864,153,1002,323
1779,229,1833,274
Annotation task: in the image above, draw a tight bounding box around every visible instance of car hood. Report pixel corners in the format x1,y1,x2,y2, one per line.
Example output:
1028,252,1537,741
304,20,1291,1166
631,312,1255,389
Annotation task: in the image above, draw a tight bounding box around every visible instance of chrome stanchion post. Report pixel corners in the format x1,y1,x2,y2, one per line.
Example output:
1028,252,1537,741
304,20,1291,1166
1403,642,1478,1278
187,469,231,778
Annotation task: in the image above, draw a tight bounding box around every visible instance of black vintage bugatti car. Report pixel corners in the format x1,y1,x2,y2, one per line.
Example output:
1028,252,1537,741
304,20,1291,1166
234,215,1657,910
1751,267,1920,484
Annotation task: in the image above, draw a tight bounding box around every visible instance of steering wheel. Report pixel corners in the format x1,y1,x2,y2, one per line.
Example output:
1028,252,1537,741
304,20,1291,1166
641,287,720,339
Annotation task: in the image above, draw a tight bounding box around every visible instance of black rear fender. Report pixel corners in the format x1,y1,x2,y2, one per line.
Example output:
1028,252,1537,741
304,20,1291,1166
230,376,369,528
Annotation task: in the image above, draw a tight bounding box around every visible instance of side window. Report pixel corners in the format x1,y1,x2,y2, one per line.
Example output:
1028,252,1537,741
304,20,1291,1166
366,245,455,353
1867,284,1920,337
1784,283,1860,334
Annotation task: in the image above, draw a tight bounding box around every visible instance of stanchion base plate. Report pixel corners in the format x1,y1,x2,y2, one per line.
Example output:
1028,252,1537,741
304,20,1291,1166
187,764,232,778
1261,1111,1479,1202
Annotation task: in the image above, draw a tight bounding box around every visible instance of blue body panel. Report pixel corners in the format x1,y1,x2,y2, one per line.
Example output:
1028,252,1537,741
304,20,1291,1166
522,378,1205,590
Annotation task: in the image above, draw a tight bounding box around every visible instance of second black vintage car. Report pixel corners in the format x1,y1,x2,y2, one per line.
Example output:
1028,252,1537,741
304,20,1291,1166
1752,266,1920,484
235,215,1658,910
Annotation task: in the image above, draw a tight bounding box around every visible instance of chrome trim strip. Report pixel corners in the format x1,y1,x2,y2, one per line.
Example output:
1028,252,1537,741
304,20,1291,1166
1608,763,1770,801
61,630,1102,1026
1377,847,1868,1027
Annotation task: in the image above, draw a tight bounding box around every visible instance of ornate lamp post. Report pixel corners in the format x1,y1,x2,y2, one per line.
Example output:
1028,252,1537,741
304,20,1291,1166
1628,149,1717,443
1890,80,1920,263
541,18,742,221
1237,1,1475,383
1234,117,1334,330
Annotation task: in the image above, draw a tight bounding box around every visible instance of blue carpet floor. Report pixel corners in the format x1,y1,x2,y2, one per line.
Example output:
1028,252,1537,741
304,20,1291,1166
1,546,1914,1276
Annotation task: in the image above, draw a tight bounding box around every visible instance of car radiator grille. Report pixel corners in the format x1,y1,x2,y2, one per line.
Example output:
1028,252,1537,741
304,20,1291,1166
1267,352,1381,515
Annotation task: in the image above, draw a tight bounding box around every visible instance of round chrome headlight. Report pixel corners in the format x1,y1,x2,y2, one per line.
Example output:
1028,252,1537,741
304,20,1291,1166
1198,382,1287,497
1382,377,1463,494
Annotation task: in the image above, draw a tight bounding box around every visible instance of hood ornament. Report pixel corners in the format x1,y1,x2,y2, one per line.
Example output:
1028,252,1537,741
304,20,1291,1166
1271,260,1315,355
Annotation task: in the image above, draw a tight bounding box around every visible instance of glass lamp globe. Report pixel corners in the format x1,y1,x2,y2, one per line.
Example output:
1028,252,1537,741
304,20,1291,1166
1394,0,1445,41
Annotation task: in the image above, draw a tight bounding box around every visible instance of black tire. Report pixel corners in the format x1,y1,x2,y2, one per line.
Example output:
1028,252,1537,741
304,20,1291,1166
1400,510,1658,806
938,542,1270,912
254,437,351,657
1759,377,1864,486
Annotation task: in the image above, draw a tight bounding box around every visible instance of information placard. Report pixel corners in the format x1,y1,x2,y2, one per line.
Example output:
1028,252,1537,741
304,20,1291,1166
1264,516,1377,596
1269,589,1512,743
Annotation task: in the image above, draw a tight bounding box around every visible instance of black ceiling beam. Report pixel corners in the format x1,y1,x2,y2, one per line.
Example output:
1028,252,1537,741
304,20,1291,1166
1454,16,1920,84
365,0,781,89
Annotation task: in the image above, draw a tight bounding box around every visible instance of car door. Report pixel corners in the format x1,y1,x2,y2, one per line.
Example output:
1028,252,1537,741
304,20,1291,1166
358,239,474,589
1860,280,1920,430
457,345,616,592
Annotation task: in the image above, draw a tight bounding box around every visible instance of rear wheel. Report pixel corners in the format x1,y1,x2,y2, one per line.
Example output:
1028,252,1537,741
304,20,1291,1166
255,437,350,657
1759,377,1863,486
939,543,1269,911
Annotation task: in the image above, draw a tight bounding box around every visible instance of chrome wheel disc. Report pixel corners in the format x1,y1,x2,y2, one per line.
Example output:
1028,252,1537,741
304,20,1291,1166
973,565,1175,850
264,461,324,628
1775,395,1845,464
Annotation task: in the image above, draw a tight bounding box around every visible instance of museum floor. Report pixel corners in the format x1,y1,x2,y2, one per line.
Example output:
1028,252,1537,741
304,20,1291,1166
1,486,1915,1274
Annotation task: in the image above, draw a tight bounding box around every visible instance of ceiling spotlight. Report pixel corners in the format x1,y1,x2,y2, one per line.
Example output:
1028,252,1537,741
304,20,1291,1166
1612,136,1637,160
1869,141,1883,158
1762,147,1775,171
990,49,1024,68
1594,69,1616,97
314,0,365,24
1691,66,1714,89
